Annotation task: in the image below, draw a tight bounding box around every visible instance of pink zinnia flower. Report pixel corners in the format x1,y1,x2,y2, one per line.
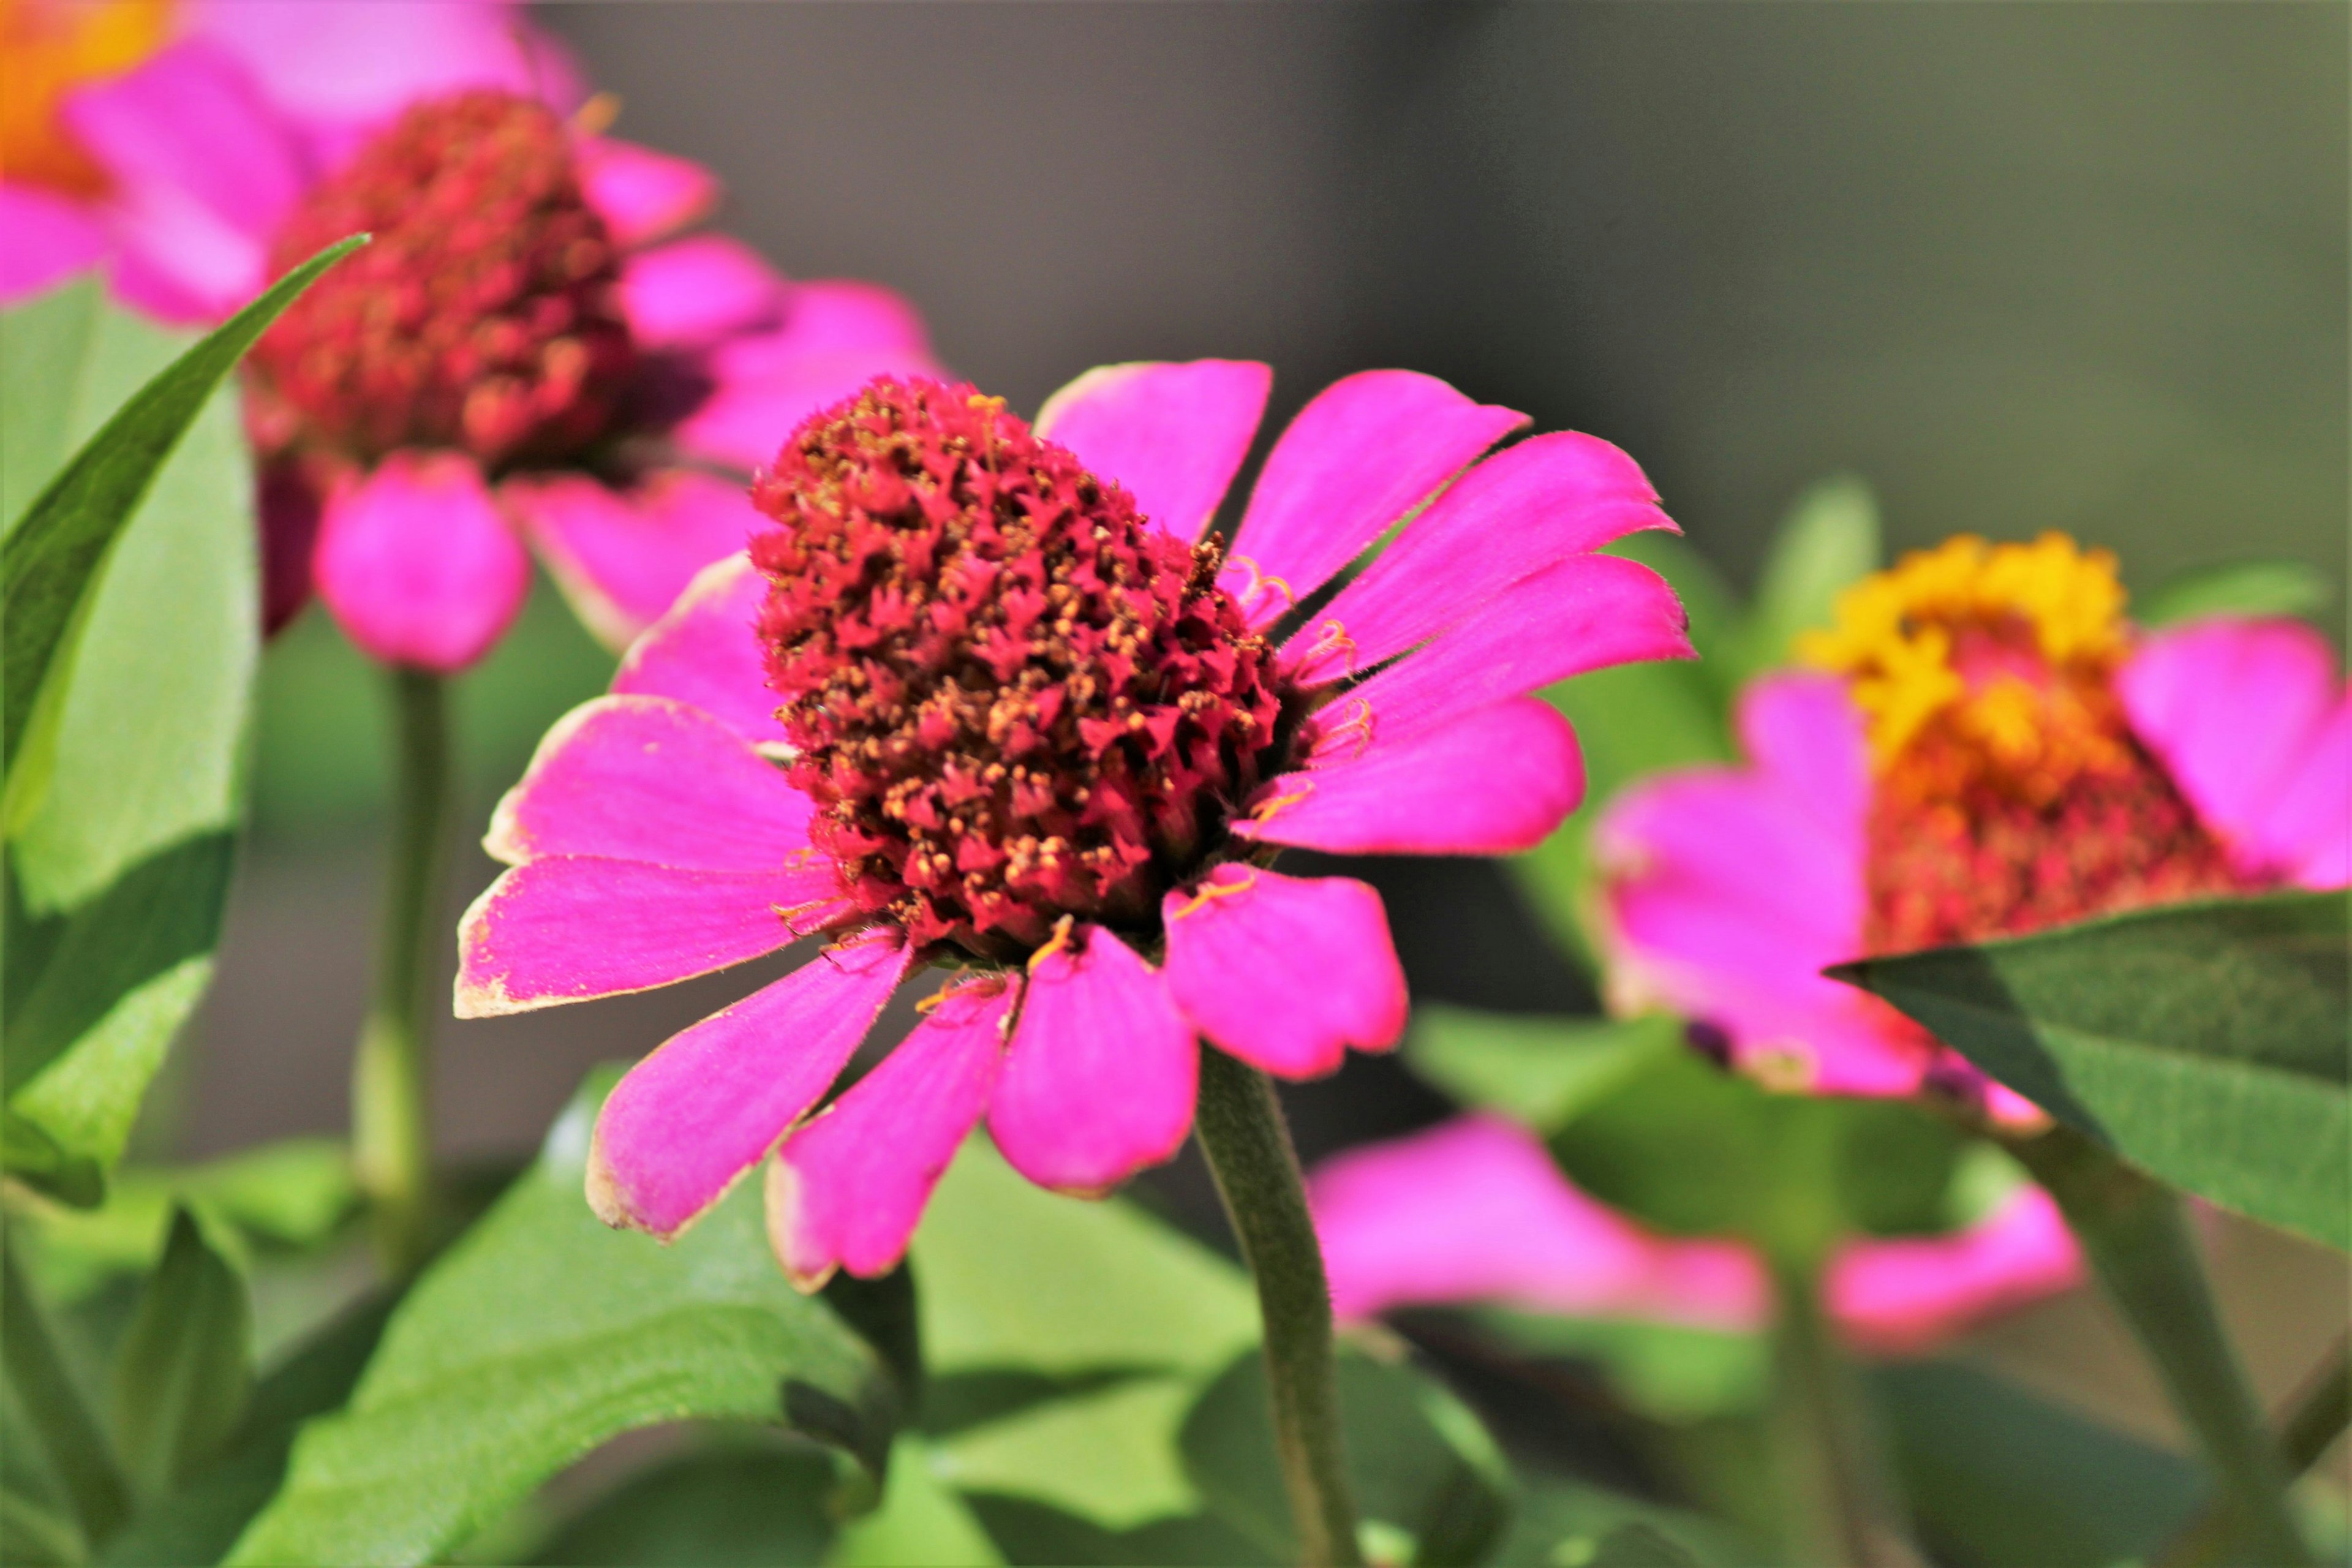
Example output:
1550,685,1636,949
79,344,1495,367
242,89,939,658
1310,1114,2084,1357
1596,533,2350,1111
454,365,1689,1287
1,0,573,320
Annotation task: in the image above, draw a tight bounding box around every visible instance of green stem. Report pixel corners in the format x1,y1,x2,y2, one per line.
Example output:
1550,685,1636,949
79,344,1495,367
1192,1046,1365,1568
2157,1335,2348,1568
352,667,452,1278
2009,1125,2310,1566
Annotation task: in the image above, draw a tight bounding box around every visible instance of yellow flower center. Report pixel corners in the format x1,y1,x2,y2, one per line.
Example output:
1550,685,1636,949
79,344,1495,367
1797,531,2130,797
1,0,175,196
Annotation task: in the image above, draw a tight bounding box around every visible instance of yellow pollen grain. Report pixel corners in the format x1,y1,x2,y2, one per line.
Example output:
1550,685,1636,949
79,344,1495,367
1796,531,2128,769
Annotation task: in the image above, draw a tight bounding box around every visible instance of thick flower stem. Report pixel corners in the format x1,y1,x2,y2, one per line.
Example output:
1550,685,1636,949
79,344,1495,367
1193,1046,1365,1568
353,667,453,1278
1766,1261,1918,1567
2009,1125,2310,1567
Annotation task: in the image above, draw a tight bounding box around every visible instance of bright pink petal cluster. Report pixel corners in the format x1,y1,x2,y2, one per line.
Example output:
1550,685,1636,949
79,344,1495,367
1310,1114,2084,1357
1595,618,2350,1110
456,363,1689,1287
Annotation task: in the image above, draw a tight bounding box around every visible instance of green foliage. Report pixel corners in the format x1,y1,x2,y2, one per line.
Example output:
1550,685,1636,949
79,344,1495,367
1830,891,2349,1248
224,1071,899,1567
110,1211,252,1501
1468,1310,1770,1426
1404,1008,1683,1133
1180,1348,1512,1567
527,1441,837,1567
1723,475,1882,684
829,1438,1003,1567
2135,557,2335,628
2,1232,132,1548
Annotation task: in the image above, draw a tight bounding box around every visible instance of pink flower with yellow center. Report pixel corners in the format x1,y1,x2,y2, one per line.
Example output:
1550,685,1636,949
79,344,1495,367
243,89,939,659
1,0,570,317
1308,1114,2083,1357
1597,532,2350,1112
454,365,1691,1286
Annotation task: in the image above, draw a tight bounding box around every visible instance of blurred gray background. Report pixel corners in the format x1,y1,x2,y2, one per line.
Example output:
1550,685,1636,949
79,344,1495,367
170,0,2345,1456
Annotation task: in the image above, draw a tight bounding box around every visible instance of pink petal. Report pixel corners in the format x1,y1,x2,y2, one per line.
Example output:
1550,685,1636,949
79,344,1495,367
0,187,107,304
619,234,787,351
454,856,837,1017
188,0,571,153
669,282,941,470
1032,360,1271,541
314,451,529,673
578,135,720,249
1238,698,1583,857
1322,554,1689,758
768,979,1011,1288
2119,619,2345,873
1160,867,1405,1080
610,553,787,747
988,926,1197,1196
483,695,816,872
1733,673,1871,843
1298,432,1673,682
2261,699,2352,888
64,40,303,239
1223,371,1527,619
1308,1115,1767,1330
1826,1186,2083,1356
586,937,910,1239
505,469,757,647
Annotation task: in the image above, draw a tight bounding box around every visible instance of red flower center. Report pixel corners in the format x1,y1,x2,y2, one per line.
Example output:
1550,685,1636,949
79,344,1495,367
245,91,637,470
751,378,1295,959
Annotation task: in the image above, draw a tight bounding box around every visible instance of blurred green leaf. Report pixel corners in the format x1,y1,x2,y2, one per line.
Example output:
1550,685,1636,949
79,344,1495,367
1872,1359,2199,1567
2,239,357,794
530,1441,838,1567
961,1490,1276,1566
829,1438,1003,1568
2,1231,131,1546
1405,1008,1683,1133
225,1070,897,1568
110,1209,252,1499
1724,476,1882,684
933,1376,1202,1531
93,1292,395,1568
911,1140,1257,1381
1180,1348,1512,1567
1829,891,2349,1248
1469,1310,1769,1426
2135,559,2335,628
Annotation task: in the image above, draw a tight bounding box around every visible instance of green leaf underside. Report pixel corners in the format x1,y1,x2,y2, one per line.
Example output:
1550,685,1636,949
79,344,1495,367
2,239,358,776
1830,891,2350,1248
224,1070,891,1568
2135,558,2335,628
526,1441,837,1566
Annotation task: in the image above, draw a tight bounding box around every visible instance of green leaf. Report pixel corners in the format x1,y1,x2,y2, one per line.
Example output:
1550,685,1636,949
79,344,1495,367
960,1491,1276,1567
111,1209,253,1499
828,1439,1003,1568
1180,1348,1513,1567
1724,475,1881,684
2135,559,2335,628
529,1441,837,1566
911,1139,1257,1380
2,239,360,785
1871,1359,2200,1567
1,1231,130,1546
933,1376,1204,1531
1404,1008,1683,1133
1828,891,2350,1248
224,1069,897,1568
1467,1310,1769,1425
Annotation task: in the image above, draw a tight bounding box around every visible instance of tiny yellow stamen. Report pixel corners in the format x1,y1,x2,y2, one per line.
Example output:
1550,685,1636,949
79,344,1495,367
1226,555,1296,616
1025,913,1076,974
570,91,622,137
1314,698,1376,761
1172,868,1259,919
1298,618,1356,677
1248,781,1316,825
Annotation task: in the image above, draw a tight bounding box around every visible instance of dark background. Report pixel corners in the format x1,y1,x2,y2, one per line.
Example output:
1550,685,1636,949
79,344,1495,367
172,0,2346,1463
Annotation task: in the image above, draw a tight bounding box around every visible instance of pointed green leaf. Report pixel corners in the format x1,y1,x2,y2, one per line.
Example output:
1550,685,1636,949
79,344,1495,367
111,1209,253,1499
1,1232,130,1545
2,238,360,779
1828,892,2350,1248
2135,559,2334,628
1725,475,1881,682
225,1069,897,1568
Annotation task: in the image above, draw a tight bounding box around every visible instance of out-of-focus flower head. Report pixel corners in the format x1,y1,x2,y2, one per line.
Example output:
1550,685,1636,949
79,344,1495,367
1310,1114,2084,1358
1597,531,2349,1112
451,363,1693,1287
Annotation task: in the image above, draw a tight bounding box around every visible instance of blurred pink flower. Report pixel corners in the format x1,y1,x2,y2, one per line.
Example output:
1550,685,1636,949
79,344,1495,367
1595,537,2350,1112
454,365,1691,1287
1309,1114,2084,1356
